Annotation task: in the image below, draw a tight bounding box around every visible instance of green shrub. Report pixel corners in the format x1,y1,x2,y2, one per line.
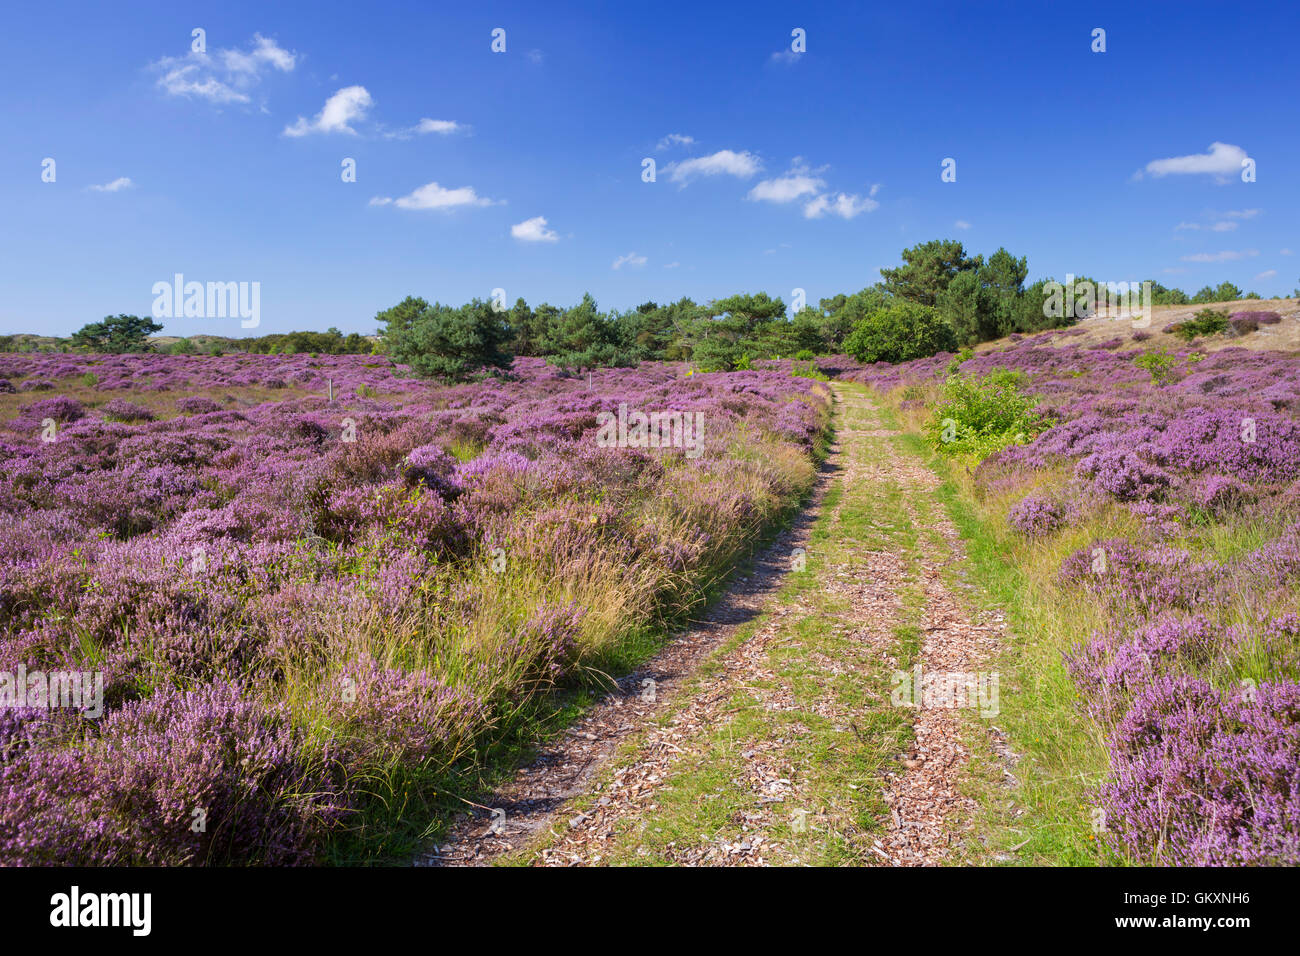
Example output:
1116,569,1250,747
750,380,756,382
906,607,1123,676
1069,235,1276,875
1168,308,1229,342
794,349,816,361
945,346,974,375
925,373,1051,462
790,359,828,381
1134,348,1180,386
843,302,957,364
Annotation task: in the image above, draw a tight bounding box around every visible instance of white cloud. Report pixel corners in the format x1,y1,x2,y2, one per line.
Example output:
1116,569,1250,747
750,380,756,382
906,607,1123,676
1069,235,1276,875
869,184,881,197
89,177,133,192
954,219,971,230
803,192,878,220
370,181,500,210
417,118,462,135
382,117,467,141
667,149,762,185
1211,221,1238,231
153,33,296,105
510,216,559,242
612,252,647,270
663,261,681,269
221,34,296,74
1255,269,1278,280
656,133,695,151
769,50,801,65
526,49,544,64
1223,208,1261,219
1282,249,1294,256
1180,249,1259,263
284,85,373,136
748,169,825,203
1140,142,1249,179
1175,221,1200,231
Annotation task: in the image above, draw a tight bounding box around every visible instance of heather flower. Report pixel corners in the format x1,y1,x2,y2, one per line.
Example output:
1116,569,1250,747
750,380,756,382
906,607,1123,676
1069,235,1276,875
19,396,85,423
1008,494,1065,537
99,398,154,423
1098,677,1300,865
402,443,460,497
1191,473,1255,517
0,682,349,865
175,396,223,415
1066,614,1227,721
324,656,486,770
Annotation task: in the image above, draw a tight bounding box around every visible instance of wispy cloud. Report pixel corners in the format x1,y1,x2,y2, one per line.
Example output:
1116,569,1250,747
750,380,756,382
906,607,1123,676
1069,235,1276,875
88,177,133,193
382,117,468,140
803,191,878,220
656,133,695,151
152,33,296,105
510,216,559,242
954,219,971,230
663,261,681,269
769,50,802,65
370,181,501,210
1180,249,1259,263
416,118,463,135
1223,208,1261,219
1255,269,1277,280
612,252,647,270
284,85,373,136
747,166,825,203
1137,142,1249,181
666,149,762,185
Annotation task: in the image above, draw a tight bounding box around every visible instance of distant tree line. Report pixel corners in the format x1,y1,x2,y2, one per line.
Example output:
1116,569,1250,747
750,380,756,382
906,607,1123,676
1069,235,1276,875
3,249,1290,375
376,241,1286,378
1,321,376,357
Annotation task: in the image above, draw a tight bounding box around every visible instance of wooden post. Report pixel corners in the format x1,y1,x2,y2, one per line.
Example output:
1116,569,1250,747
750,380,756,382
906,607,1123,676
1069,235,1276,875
328,378,333,403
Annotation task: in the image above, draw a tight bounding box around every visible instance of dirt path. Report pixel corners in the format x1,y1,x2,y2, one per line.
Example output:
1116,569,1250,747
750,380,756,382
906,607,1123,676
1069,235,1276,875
421,385,1013,866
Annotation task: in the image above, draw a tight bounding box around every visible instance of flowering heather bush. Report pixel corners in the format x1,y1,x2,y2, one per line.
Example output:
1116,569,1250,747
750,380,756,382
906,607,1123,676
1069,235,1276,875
100,398,154,423
1059,538,1224,615
1,682,348,865
1191,473,1255,517
1229,311,1283,333
175,396,224,415
0,353,830,863
19,395,85,423
324,657,486,770
1099,677,1300,865
1007,494,1065,537
1066,614,1227,721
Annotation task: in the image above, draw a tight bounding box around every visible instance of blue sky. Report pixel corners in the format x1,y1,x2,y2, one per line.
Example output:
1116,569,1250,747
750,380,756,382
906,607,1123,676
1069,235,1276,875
1,0,1296,337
